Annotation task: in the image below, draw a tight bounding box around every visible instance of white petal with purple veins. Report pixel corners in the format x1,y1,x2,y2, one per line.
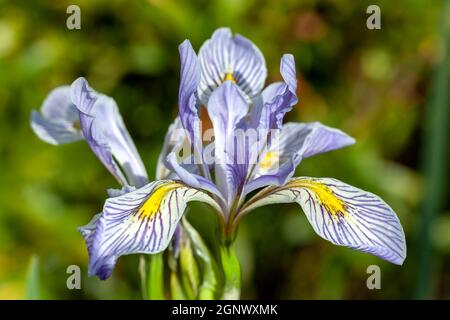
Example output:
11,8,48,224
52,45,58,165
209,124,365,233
241,177,406,265
79,180,221,280
198,27,267,104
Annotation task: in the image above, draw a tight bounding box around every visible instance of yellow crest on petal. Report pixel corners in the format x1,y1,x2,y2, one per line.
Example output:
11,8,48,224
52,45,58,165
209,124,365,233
258,151,280,173
286,179,347,217
136,182,183,220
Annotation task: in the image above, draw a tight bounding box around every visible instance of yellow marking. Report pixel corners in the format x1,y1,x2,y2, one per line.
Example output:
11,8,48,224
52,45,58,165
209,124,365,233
136,182,183,220
73,121,81,130
287,179,347,217
258,151,280,173
223,72,237,84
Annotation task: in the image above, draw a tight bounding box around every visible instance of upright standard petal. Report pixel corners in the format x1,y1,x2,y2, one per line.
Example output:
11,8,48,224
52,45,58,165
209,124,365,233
241,177,406,265
178,40,215,181
257,54,298,131
244,122,355,194
198,27,267,105
207,81,250,208
71,78,148,187
79,180,221,279
178,40,202,153
31,86,83,145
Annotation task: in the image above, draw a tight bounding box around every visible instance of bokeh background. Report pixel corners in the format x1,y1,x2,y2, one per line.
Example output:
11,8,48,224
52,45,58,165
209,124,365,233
0,0,448,299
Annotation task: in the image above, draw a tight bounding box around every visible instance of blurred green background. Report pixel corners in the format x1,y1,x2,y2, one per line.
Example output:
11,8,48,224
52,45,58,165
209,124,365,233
0,0,448,299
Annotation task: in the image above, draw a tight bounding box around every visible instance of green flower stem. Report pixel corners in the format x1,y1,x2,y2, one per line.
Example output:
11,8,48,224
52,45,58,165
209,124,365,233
220,245,241,300
147,252,165,300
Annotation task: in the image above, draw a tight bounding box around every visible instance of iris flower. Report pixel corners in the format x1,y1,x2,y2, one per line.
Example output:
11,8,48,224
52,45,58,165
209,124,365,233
31,28,406,292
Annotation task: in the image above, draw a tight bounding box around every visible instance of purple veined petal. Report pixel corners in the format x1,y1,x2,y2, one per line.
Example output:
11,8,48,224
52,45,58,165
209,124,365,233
106,185,136,197
243,161,296,195
70,77,148,187
257,54,298,131
157,115,223,205
80,185,136,265
156,117,186,180
244,121,355,194
241,177,406,265
78,180,221,280
165,141,226,206
30,86,83,145
207,81,250,208
178,40,214,182
156,116,205,180
78,213,101,259
198,27,267,105
280,53,297,92
296,122,356,159
178,40,202,153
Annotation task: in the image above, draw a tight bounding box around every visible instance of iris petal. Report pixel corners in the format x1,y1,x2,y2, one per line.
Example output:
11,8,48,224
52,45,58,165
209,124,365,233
178,40,203,152
30,86,83,145
70,77,148,187
79,180,221,279
157,116,224,203
257,54,298,131
166,149,225,202
198,27,267,104
241,177,406,265
245,122,355,194
156,117,186,180
207,81,250,208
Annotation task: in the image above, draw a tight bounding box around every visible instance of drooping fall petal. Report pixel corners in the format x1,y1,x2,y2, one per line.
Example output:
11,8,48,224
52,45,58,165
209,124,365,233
79,180,221,280
241,177,406,265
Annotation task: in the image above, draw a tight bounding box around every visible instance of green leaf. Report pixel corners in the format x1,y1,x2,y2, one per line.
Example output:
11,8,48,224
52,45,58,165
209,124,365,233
25,255,40,300
415,0,450,299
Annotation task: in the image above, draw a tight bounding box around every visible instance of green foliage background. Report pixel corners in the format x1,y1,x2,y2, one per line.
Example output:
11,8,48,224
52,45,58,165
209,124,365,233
0,0,448,299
